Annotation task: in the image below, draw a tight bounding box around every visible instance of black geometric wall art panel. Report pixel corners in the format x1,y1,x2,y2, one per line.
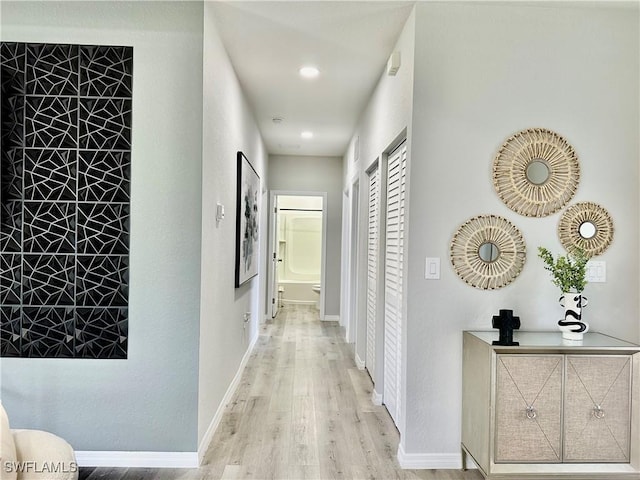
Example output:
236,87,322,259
1,95,24,148
1,43,25,96
76,308,127,359
25,96,78,148
77,203,129,255
1,148,23,201
23,254,75,306
1,41,132,359
1,306,21,357
1,201,22,252
23,202,76,253
22,307,74,358
24,149,76,201
0,253,21,305
26,44,79,96
78,151,130,202
76,256,128,307
80,98,131,150
80,46,133,98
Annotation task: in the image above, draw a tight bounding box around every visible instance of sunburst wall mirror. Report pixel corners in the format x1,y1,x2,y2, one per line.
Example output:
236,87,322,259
558,202,614,256
493,128,580,217
450,215,526,290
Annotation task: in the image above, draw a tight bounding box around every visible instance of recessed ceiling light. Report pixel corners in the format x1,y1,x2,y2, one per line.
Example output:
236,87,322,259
301,131,313,139
299,66,319,78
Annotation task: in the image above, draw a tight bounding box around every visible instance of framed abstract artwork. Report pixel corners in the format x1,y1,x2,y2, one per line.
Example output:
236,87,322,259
235,151,260,287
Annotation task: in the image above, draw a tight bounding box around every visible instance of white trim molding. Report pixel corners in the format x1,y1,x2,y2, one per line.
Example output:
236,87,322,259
282,299,315,306
75,451,198,468
371,389,382,406
397,443,476,470
355,353,365,370
197,332,259,464
322,314,340,322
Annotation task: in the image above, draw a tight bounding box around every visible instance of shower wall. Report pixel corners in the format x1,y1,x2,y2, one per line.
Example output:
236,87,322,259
277,199,322,304
0,42,132,359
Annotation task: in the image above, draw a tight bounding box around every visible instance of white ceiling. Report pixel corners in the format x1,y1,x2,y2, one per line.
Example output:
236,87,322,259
210,1,415,157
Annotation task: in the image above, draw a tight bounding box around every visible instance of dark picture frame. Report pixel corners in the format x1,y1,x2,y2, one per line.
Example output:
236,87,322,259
235,151,260,287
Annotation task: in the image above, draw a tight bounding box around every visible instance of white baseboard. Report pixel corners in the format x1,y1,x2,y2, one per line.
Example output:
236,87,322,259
322,314,339,322
354,353,365,370
197,332,259,464
371,389,382,405
397,443,475,469
75,451,198,468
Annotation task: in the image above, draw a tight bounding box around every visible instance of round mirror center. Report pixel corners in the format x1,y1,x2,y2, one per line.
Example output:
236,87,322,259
526,159,550,185
579,221,597,239
478,242,500,263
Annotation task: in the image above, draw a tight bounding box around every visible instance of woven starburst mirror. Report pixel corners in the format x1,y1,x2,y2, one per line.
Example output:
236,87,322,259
450,215,526,290
558,202,614,256
493,128,580,217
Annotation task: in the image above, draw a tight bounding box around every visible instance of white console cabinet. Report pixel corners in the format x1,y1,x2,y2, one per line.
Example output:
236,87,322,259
462,331,640,479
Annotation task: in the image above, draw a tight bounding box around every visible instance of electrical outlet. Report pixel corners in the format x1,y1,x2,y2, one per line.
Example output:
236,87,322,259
585,260,606,283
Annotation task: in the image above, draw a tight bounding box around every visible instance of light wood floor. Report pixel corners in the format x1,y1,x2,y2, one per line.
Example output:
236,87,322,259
81,305,482,480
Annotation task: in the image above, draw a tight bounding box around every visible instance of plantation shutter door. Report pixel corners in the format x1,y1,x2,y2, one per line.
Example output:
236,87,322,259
366,164,380,380
383,141,406,426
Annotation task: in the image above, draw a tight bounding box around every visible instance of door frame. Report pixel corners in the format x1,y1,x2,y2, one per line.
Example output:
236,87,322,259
347,178,360,344
268,194,280,319
268,190,328,319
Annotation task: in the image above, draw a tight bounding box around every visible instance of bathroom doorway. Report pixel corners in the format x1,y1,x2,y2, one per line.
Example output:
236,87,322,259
268,192,327,319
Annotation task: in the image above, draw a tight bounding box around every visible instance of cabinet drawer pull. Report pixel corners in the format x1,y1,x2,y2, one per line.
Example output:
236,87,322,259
593,405,605,419
525,406,537,419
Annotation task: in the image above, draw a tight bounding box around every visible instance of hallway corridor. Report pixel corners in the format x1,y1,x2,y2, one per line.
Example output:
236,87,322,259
81,305,482,479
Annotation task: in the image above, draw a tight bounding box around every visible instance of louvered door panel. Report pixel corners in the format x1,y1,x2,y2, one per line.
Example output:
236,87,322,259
366,165,380,379
383,142,406,426
564,355,632,462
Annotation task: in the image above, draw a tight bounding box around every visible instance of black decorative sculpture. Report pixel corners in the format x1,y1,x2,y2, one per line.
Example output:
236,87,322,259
492,309,520,346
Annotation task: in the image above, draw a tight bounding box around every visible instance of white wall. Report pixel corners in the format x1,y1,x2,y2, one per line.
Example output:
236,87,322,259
0,1,204,452
342,8,415,402
198,2,268,447
268,155,343,317
403,1,639,461
0,0,270,459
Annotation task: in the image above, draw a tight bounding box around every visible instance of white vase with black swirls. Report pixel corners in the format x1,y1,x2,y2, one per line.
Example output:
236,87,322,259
559,292,589,341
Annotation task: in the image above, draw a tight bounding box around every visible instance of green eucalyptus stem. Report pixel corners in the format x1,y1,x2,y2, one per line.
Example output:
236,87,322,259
537,246,589,293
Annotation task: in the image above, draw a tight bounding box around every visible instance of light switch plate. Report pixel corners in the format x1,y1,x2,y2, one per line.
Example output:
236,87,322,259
425,257,440,280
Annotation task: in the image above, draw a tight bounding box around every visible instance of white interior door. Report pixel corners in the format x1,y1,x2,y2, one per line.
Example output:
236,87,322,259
383,141,407,427
366,164,380,380
269,195,279,318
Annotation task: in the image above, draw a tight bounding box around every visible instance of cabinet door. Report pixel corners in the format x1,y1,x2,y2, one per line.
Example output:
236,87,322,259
495,355,563,463
564,355,632,462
